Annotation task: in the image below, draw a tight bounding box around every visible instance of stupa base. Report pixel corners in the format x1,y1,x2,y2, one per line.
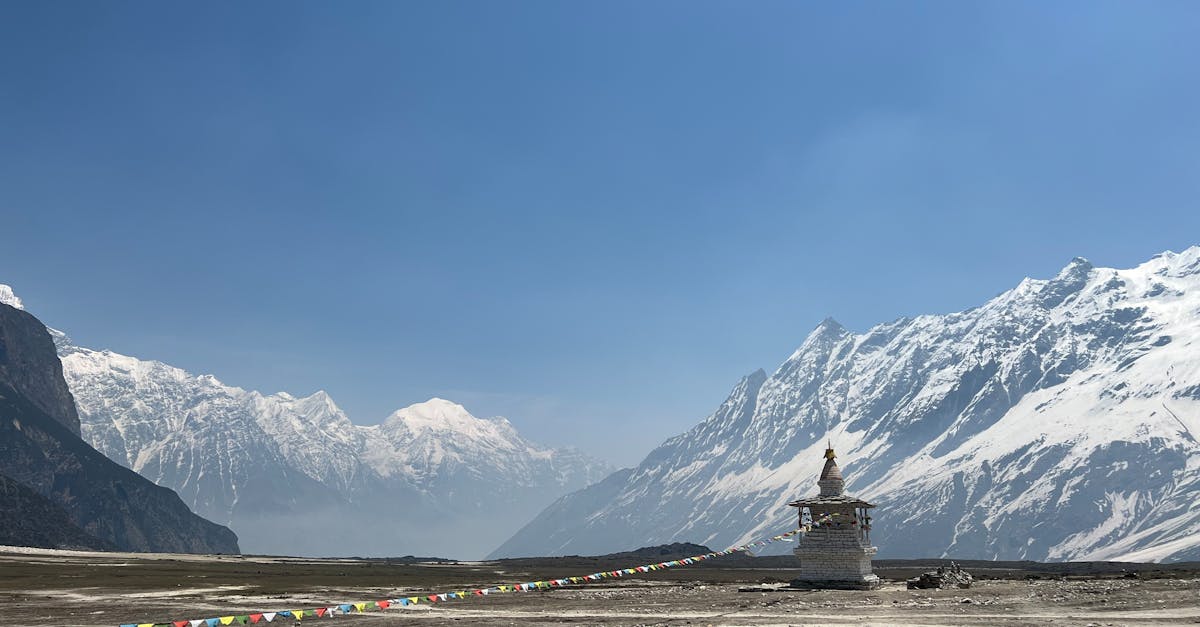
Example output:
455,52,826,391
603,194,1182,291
787,575,882,590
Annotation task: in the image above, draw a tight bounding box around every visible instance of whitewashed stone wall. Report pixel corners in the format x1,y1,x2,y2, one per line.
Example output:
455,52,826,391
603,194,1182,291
792,506,881,589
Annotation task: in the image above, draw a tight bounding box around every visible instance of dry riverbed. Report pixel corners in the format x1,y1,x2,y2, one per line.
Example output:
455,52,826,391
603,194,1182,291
3,546,1198,627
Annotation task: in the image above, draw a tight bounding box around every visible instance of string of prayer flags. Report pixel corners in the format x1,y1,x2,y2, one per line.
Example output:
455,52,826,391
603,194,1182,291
119,524,829,627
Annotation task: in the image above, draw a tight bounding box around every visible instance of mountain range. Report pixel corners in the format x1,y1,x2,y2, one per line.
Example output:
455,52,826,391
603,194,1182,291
493,248,1200,563
0,287,611,559
7,246,1199,563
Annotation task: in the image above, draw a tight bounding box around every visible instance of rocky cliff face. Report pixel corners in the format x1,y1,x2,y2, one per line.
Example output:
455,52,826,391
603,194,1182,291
493,248,1200,563
0,303,79,435
0,302,239,554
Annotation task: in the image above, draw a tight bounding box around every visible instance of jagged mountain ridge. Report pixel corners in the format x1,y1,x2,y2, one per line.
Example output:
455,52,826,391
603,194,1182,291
493,248,1200,562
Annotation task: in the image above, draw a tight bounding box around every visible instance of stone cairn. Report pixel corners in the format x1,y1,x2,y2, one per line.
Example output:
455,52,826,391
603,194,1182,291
907,562,974,589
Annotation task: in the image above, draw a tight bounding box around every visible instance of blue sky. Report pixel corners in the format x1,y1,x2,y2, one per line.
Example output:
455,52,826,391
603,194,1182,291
2,2,1198,465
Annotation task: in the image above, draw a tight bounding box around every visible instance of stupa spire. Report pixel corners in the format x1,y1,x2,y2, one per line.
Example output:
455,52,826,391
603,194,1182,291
818,444,844,497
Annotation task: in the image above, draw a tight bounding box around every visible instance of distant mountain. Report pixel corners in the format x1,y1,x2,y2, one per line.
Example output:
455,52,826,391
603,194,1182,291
0,302,239,554
493,248,1200,563
0,287,613,558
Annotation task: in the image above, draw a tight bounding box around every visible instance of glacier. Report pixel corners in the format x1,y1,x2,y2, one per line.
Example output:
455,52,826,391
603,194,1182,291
492,248,1200,562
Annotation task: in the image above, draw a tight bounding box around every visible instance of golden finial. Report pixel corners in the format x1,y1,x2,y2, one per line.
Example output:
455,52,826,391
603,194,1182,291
824,441,836,460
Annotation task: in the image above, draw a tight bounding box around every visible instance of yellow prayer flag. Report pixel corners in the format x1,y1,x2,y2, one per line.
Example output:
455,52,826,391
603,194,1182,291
220,618,235,626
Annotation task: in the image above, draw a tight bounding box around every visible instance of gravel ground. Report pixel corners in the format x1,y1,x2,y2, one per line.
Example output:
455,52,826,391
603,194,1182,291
3,547,1198,627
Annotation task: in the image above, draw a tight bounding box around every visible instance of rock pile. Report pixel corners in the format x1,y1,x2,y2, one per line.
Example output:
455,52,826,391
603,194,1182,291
906,562,973,589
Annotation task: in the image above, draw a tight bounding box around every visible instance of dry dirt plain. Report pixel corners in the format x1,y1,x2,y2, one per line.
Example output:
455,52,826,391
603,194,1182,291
2,546,1199,627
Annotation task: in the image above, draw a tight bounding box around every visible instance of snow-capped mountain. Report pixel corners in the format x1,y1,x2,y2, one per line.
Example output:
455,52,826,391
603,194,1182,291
0,286,610,558
493,248,1200,562
0,285,22,310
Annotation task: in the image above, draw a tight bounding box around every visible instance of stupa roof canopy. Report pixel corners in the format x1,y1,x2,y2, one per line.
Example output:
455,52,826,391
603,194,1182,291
788,494,875,508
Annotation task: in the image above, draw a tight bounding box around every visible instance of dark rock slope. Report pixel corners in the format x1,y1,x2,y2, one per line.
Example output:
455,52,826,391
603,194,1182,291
0,473,113,550
0,303,239,554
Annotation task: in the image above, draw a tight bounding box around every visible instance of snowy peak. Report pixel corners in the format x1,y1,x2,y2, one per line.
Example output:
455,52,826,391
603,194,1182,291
1139,245,1200,278
0,284,23,310
289,390,348,426
256,389,353,435
1057,256,1095,278
367,397,561,484
786,317,850,363
383,397,516,438
809,316,849,341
